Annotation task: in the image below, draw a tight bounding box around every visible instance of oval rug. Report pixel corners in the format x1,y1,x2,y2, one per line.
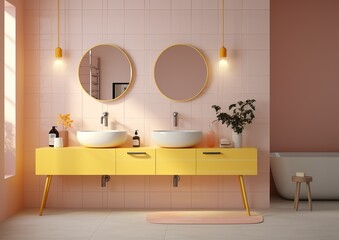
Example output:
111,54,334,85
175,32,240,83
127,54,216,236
146,211,264,225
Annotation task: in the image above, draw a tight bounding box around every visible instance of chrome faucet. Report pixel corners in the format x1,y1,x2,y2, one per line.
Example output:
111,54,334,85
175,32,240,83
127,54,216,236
173,112,178,127
101,112,109,127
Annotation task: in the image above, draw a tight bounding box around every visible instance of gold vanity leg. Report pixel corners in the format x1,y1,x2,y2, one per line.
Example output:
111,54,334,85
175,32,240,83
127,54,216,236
238,175,251,216
39,175,53,216
43,175,53,208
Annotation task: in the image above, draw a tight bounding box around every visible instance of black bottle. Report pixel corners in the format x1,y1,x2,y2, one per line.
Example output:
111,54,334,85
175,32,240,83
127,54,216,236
133,130,140,147
49,126,59,147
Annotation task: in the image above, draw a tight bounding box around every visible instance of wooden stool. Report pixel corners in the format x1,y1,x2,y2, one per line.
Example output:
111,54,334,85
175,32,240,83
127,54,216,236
292,176,313,211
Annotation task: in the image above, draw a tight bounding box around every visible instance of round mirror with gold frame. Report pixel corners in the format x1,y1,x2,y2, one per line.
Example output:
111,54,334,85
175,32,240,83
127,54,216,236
154,44,208,102
78,44,133,102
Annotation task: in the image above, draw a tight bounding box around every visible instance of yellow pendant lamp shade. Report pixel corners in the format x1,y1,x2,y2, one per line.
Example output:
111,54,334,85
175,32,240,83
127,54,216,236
55,46,62,58
219,46,228,68
220,46,227,59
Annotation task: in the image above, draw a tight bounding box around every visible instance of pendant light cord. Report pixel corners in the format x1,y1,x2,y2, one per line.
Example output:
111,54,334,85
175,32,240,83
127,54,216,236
57,0,60,48
222,0,224,47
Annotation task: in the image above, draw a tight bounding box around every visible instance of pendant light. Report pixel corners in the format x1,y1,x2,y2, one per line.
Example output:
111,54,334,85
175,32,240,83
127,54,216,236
219,0,228,68
55,0,62,58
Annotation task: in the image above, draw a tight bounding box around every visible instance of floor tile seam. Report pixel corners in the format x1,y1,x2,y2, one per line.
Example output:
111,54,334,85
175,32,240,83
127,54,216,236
162,224,169,240
87,210,114,240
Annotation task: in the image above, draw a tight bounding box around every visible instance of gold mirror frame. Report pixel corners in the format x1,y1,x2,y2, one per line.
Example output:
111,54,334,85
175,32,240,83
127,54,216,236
78,44,133,102
154,44,208,102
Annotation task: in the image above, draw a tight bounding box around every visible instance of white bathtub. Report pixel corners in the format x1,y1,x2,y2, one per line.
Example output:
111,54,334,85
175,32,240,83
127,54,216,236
270,152,339,200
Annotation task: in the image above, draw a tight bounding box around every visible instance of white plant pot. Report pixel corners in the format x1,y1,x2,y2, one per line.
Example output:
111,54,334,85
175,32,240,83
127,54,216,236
232,132,242,148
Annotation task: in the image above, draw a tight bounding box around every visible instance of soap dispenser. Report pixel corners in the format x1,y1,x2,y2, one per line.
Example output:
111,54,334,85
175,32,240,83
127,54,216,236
133,130,140,147
206,123,216,148
49,126,59,147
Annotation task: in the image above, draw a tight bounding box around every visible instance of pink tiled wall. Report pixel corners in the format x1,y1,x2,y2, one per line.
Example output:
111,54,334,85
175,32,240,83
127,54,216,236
23,0,270,209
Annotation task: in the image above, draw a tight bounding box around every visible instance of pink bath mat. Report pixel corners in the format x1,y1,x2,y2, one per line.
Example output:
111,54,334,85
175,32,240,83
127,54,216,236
146,211,264,225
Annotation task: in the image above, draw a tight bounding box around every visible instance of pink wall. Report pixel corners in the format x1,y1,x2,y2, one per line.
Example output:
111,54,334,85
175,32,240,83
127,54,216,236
23,0,270,210
0,0,25,222
271,0,339,152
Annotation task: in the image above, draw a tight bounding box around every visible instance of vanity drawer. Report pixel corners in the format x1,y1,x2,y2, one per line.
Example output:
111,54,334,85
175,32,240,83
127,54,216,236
36,147,116,175
196,148,257,175
156,148,196,175
116,148,156,175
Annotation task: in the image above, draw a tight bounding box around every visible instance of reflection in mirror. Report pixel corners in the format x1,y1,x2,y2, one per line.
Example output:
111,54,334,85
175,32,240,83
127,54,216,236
154,44,208,102
78,44,133,101
113,83,129,98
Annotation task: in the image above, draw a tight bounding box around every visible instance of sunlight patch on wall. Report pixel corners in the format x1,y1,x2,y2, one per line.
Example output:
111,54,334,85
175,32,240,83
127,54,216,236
4,1,16,179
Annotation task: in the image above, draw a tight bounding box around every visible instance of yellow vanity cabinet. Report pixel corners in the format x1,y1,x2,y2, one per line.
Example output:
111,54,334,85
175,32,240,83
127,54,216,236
36,147,116,175
115,148,156,175
155,148,196,175
36,146,257,216
196,148,257,175
196,147,257,216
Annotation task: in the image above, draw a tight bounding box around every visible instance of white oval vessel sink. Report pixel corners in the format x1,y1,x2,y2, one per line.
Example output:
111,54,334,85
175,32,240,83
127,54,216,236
152,130,202,148
77,130,127,148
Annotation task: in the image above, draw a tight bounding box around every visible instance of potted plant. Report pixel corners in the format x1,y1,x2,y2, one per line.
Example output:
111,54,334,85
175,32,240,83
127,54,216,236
212,99,256,147
56,113,74,147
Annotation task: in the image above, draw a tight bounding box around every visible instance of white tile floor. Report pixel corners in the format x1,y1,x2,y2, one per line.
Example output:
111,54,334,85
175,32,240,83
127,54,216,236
0,197,339,240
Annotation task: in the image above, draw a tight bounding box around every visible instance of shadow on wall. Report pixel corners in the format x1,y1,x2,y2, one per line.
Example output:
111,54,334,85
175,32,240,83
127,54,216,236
4,121,15,177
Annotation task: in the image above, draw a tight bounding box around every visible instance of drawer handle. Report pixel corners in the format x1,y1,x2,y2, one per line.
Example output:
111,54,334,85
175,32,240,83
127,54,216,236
203,152,222,155
127,152,147,155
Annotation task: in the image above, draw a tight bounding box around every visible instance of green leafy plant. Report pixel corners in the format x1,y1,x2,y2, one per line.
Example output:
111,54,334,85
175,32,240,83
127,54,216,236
212,99,256,134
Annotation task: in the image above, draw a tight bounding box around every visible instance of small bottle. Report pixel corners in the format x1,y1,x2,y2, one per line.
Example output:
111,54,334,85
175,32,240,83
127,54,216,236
133,130,140,147
206,124,216,148
49,126,59,147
